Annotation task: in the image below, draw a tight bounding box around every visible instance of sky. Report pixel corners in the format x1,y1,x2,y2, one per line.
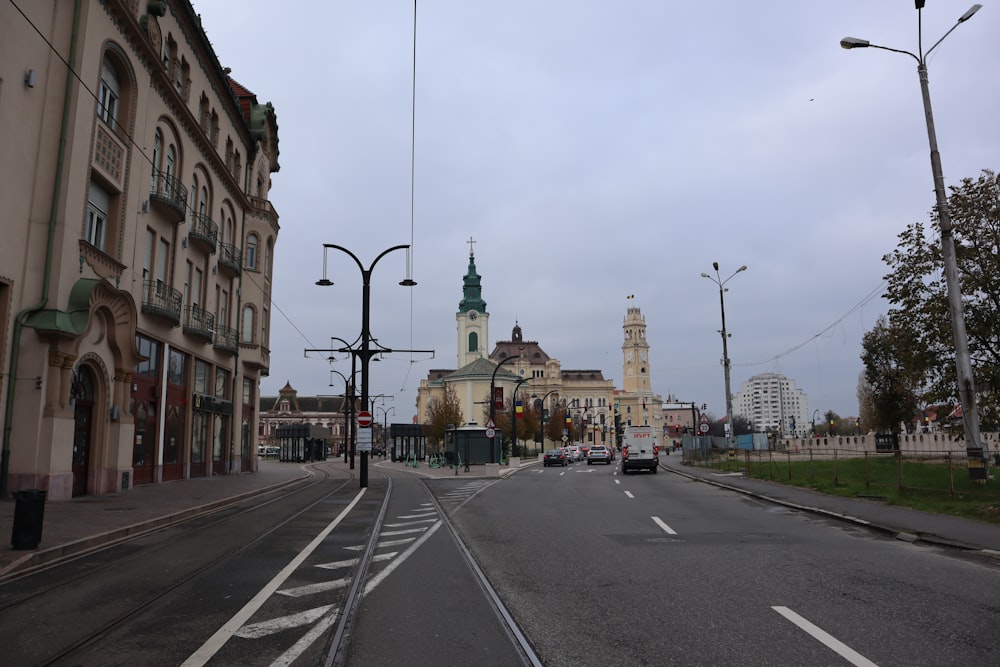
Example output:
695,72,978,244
195,1,1000,424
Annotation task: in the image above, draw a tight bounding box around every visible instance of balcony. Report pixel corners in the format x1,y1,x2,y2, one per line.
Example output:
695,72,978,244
213,324,239,355
241,343,270,377
188,212,218,254
217,242,242,276
141,280,182,326
183,305,215,342
248,195,279,232
149,170,187,222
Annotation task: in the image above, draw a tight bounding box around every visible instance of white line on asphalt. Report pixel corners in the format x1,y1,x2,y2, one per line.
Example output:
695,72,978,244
234,604,336,639
772,606,878,667
615,479,621,485
560,471,566,476
268,606,340,667
383,518,436,527
277,578,350,598
398,512,437,519
344,536,415,551
363,520,443,596
380,527,429,537
624,491,635,499
315,552,397,571
181,488,367,667
651,516,677,535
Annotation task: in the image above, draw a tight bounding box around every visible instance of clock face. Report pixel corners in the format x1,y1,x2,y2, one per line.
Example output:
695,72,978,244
469,310,478,321
626,351,633,361
640,351,647,361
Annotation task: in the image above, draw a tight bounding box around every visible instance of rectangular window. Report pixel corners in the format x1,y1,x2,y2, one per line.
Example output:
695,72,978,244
243,378,253,406
215,368,229,399
167,349,186,386
85,181,109,250
193,359,210,394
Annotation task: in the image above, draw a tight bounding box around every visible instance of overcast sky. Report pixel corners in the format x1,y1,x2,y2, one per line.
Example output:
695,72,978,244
196,1,999,424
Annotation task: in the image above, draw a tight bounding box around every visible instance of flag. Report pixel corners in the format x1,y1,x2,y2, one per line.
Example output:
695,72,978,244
515,400,523,418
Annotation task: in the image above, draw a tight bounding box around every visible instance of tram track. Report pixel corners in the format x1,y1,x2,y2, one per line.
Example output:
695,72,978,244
0,465,359,666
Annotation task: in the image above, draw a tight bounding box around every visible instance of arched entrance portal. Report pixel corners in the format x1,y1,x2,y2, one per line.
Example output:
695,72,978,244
71,366,96,497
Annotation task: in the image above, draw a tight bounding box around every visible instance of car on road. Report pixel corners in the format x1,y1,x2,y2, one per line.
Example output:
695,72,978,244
586,445,611,465
568,445,583,461
544,449,568,466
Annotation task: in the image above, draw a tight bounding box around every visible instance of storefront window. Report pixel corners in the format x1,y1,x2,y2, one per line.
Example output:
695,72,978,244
215,368,230,399
168,349,186,385
192,411,208,463
193,359,210,394
135,336,161,378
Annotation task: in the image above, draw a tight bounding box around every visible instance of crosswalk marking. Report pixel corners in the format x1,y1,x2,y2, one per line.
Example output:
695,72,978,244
277,578,350,598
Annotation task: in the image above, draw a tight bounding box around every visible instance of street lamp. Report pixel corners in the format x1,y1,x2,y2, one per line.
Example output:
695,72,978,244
509,377,531,458
377,405,395,458
489,355,519,463
329,368,354,463
841,4,986,471
533,390,558,452
701,262,747,449
317,244,414,488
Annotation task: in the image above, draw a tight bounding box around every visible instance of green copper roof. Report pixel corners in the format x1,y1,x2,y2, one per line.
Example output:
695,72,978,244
458,253,487,314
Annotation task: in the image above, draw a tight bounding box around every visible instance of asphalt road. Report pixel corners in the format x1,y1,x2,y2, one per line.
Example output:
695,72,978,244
441,459,1000,666
1,459,997,666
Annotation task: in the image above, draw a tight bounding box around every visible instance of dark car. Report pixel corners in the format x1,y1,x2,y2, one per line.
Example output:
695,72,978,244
544,449,568,467
586,445,611,465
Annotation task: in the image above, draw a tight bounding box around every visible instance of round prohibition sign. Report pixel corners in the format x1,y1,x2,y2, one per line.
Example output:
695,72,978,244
357,411,373,427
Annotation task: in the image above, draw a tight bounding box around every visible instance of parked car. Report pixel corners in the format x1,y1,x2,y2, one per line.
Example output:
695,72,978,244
544,449,568,467
568,445,583,461
587,445,611,465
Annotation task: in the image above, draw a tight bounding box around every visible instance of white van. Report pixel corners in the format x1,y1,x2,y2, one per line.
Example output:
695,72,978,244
621,425,659,474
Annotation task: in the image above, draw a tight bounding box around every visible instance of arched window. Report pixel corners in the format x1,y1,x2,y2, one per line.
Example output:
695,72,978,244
245,233,258,270
97,56,120,126
468,331,478,353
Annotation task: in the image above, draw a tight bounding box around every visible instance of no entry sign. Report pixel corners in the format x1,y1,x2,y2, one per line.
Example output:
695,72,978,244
357,411,373,427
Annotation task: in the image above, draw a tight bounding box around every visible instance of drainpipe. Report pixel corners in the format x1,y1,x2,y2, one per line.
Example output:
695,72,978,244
1,0,82,497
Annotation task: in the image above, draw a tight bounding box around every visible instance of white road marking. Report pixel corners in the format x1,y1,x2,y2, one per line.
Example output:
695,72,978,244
277,578,350,598
397,512,437,519
651,516,677,535
772,606,878,667
380,527,429,537
268,606,340,667
624,491,635,499
560,471,566,476
234,605,336,639
181,489,366,666
363,521,443,596
315,552,396,571
615,479,621,485
344,536,415,551
384,518,436,527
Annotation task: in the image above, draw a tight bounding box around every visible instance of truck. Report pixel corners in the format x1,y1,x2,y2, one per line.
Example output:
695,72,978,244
621,425,659,474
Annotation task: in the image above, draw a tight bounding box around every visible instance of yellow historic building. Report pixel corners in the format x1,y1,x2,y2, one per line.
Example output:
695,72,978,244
1,1,279,499
415,249,662,450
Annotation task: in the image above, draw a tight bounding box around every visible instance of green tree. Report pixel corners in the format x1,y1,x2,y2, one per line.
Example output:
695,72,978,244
880,169,1000,431
861,315,922,434
422,385,463,452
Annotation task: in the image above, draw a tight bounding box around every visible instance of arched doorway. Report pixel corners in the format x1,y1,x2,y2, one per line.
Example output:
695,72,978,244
71,366,96,497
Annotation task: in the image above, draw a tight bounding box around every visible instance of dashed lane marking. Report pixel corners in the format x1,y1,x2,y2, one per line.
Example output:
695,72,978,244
772,606,878,667
651,516,677,535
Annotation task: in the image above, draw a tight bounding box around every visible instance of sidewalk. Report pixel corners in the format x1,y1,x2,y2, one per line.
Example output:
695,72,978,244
0,456,531,578
660,453,1000,557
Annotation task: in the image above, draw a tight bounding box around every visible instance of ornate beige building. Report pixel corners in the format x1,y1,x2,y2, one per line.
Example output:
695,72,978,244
415,249,663,450
0,1,279,499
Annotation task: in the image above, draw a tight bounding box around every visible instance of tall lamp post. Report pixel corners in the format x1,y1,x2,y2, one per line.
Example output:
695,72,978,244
509,377,531,458
377,405,395,458
841,3,986,470
329,368,353,463
490,355,519,464
533,390,558,452
317,243,414,488
701,262,747,449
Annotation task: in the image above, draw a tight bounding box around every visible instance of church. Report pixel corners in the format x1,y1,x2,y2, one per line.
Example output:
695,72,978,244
414,246,663,450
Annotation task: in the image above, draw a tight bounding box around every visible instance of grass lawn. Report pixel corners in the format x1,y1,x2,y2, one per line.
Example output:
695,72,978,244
702,452,1000,525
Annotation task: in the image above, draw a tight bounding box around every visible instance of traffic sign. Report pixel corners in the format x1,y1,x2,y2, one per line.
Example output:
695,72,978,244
357,427,373,451
486,427,496,438
699,423,710,434
357,411,373,427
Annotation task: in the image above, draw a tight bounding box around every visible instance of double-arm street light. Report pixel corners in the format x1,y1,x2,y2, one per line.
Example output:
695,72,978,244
509,376,531,458
533,390,558,452
841,3,986,469
329,368,354,463
490,356,519,463
377,405,395,456
317,244,415,487
702,262,747,449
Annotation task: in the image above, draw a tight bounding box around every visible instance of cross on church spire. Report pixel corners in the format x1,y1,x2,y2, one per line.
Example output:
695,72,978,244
467,236,476,256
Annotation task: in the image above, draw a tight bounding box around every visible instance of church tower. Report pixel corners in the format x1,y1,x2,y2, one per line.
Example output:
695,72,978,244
456,241,489,368
622,306,650,393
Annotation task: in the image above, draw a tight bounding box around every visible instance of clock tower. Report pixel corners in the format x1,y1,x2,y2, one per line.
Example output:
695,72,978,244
622,306,650,393
457,241,489,367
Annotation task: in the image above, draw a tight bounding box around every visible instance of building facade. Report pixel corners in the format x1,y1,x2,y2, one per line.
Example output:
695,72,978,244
1,1,279,499
415,249,662,451
733,372,809,437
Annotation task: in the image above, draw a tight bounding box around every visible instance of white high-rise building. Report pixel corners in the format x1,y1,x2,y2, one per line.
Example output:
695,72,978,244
733,373,808,437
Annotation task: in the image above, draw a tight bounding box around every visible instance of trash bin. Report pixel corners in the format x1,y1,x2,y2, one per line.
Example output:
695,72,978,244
11,489,46,550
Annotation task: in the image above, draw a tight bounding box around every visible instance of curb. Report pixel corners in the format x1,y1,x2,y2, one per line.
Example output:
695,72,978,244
662,462,1000,560
0,470,311,580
